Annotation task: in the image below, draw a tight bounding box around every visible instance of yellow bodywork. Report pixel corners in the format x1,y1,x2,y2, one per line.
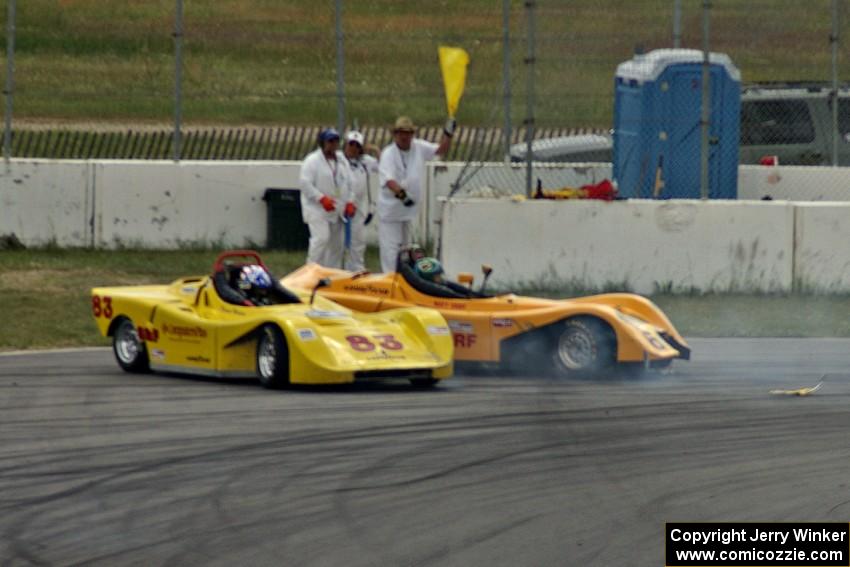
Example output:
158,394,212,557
282,264,690,365
92,275,453,384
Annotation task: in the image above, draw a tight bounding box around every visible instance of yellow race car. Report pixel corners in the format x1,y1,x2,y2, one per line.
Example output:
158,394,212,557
282,248,690,377
91,251,453,388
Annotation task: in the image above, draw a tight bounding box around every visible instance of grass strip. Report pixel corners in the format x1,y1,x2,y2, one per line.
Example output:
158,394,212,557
1,248,848,350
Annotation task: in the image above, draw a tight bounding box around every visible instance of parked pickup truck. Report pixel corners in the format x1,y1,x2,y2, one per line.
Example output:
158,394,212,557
511,83,850,166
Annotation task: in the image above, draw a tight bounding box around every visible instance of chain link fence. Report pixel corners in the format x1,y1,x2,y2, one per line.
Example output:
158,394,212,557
1,1,848,197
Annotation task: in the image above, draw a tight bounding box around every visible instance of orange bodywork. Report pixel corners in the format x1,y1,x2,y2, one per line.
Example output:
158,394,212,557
282,264,690,365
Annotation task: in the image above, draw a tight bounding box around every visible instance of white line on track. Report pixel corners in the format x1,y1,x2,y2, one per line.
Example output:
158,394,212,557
0,346,110,357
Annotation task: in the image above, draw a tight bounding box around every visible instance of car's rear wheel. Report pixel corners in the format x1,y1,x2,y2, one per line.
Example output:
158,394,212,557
410,377,439,388
112,317,150,373
551,317,615,378
256,325,290,389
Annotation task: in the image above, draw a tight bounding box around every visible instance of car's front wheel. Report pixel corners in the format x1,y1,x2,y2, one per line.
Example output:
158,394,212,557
112,317,150,373
256,325,290,389
551,317,615,378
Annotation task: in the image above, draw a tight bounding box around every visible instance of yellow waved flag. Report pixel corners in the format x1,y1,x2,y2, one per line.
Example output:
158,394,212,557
438,46,469,118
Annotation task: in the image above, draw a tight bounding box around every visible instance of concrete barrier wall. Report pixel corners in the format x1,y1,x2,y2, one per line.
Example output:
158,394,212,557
5,158,850,293
0,160,91,246
0,159,381,248
440,199,795,294
424,162,613,243
94,161,298,248
738,165,850,201
793,202,850,292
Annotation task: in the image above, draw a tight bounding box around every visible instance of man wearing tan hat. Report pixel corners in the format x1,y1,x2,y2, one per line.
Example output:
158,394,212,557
377,115,454,272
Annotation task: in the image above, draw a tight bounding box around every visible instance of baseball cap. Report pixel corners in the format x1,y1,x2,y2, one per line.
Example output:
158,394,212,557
345,131,364,147
393,116,416,133
318,128,341,144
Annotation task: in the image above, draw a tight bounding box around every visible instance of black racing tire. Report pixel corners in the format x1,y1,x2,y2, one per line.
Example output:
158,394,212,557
111,317,150,373
256,325,290,389
550,317,616,378
410,377,439,389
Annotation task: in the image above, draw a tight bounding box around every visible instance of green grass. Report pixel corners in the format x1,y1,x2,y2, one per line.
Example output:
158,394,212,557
0,0,844,128
1,249,849,351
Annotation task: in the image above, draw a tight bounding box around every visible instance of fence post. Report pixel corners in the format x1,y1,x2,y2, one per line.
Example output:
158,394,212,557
831,0,840,166
524,0,536,197
673,0,682,48
502,0,512,162
173,0,184,161
4,0,16,165
699,0,711,200
335,0,346,134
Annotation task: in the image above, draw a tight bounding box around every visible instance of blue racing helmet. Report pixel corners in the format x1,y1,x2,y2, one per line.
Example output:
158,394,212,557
238,264,272,291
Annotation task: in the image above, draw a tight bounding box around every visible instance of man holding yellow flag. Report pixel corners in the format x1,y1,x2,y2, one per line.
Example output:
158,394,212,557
376,46,469,273
377,116,454,272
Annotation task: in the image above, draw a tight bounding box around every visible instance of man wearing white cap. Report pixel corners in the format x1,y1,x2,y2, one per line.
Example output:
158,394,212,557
377,115,454,273
299,127,354,268
342,130,380,271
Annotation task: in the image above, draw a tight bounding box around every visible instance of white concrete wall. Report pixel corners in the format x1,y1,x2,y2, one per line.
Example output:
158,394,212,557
738,164,850,201
93,161,298,248
0,159,381,248
793,202,850,292
5,158,850,293
0,160,91,246
440,198,795,294
424,162,613,243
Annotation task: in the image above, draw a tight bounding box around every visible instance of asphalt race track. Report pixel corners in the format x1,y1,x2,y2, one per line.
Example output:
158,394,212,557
1,339,849,566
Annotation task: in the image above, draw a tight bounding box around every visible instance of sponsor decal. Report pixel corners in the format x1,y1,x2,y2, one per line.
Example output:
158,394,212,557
366,352,406,361
343,284,389,296
297,328,317,341
454,333,477,348
448,320,474,334
181,286,197,294
137,326,160,343
642,330,667,350
434,300,467,310
161,323,208,339
492,318,513,328
186,355,212,364
151,348,166,360
306,309,347,319
427,325,450,336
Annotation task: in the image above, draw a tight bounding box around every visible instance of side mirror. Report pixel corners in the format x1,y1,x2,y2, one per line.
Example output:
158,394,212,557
457,272,475,288
310,278,331,306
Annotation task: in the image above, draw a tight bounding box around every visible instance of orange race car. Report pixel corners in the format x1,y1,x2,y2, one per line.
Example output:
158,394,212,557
282,248,690,377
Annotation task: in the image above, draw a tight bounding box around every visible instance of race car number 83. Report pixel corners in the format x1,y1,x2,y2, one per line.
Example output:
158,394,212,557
345,334,403,351
92,295,113,319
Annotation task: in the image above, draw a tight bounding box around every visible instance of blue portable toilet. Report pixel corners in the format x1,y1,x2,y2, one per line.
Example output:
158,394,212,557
613,49,741,199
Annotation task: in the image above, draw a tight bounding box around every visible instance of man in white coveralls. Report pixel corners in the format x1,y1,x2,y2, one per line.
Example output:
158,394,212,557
377,115,454,273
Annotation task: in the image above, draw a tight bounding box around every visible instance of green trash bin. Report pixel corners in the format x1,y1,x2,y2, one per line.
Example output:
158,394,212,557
263,188,310,250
